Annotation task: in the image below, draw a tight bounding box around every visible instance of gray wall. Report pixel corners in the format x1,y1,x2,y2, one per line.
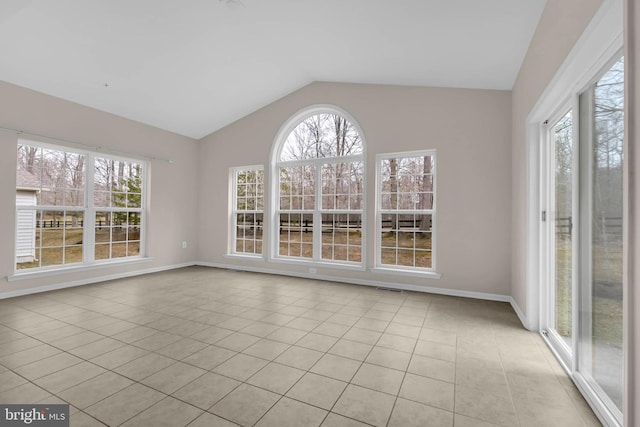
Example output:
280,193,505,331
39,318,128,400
198,82,513,297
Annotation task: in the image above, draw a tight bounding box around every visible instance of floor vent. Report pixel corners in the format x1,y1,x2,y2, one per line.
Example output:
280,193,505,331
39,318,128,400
376,287,403,293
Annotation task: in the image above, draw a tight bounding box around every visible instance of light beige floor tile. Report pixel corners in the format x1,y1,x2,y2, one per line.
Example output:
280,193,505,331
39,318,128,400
189,326,234,344
256,397,327,427
0,370,27,392
69,411,108,427
141,361,206,394
363,310,395,322
328,339,372,361
296,332,339,352
286,372,347,410
414,340,456,362
31,324,86,342
376,333,416,353
301,309,333,321
0,269,601,427
327,313,360,327
210,384,280,427
34,361,107,393
392,314,425,327
351,363,404,395
399,373,454,411
313,322,351,337
84,383,166,426
321,413,369,427
55,331,105,351
182,345,237,370
385,323,421,339
279,305,309,317
242,338,290,360
342,328,382,345
419,328,457,346
212,353,269,381
14,352,83,380
240,322,281,338
120,396,202,427
286,317,322,332
455,365,509,394
112,325,159,343
266,326,308,344
187,412,239,427
454,414,498,427
310,354,362,382
315,302,344,312
365,346,411,371
216,316,255,331
275,345,324,370
173,372,240,409
388,397,453,427
0,382,51,404
408,354,455,383
332,384,396,427
454,384,517,426
89,345,149,369
58,371,134,409
132,331,183,351
155,337,209,360
261,313,297,326
456,352,503,372
165,320,210,337
68,337,126,360
114,353,176,381
247,362,305,394
215,332,262,351
0,343,61,369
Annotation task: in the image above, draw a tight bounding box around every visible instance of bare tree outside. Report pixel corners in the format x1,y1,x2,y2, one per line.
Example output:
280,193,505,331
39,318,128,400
16,144,144,269
380,154,435,269
278,113,364,261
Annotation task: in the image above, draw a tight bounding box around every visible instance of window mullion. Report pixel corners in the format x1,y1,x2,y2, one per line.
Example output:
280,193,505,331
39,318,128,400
85,153,96,263
313,164,322,260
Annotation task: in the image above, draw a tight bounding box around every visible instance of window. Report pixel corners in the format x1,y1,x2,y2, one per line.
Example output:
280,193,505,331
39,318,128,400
377,151,436,271
231,166,264,256
274,110,364,265
15,140,146,271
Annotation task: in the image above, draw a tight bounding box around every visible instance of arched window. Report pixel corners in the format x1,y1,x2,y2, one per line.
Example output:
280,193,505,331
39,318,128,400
272,107,365,265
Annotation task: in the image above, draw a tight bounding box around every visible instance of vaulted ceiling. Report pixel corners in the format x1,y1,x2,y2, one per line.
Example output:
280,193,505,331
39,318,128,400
0,0,546,139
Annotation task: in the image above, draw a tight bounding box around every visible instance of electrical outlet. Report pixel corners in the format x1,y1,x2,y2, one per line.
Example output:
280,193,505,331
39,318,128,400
309,267,317,274
182,241,187,249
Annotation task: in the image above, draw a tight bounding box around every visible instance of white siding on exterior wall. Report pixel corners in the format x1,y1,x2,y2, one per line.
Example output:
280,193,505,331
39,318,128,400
16,190,36,262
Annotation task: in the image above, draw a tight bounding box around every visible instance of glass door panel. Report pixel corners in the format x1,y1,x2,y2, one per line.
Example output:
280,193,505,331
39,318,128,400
579,56,624,418
551,110,574,348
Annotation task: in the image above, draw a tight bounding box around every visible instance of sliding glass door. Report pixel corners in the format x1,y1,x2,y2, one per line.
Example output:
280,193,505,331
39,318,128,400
543,108,575,367
542,55,624,425
578,56,624,419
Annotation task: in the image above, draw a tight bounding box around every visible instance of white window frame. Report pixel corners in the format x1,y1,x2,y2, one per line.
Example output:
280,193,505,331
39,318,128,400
14,139,147,274
374,150,438,276
268,105,366,270
229,165,265,258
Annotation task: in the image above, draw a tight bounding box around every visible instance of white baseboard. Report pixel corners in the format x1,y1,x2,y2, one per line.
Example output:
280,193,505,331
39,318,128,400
0,262,196,300
509,297,531,330
197,261,511,303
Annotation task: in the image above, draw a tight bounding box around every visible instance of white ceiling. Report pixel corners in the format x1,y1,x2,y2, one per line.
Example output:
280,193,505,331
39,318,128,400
0,0,546,139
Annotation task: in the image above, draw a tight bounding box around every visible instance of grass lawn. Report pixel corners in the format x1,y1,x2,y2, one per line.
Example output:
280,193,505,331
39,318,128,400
18,227,140,269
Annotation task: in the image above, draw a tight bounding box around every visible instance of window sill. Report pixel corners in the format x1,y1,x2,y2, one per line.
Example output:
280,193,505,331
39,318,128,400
269,257,367,272
225,253,265,261
370,266,442,279
7,257,154,282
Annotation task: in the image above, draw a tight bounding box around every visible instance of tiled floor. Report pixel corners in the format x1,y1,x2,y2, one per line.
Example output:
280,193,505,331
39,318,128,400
0,267,601,426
